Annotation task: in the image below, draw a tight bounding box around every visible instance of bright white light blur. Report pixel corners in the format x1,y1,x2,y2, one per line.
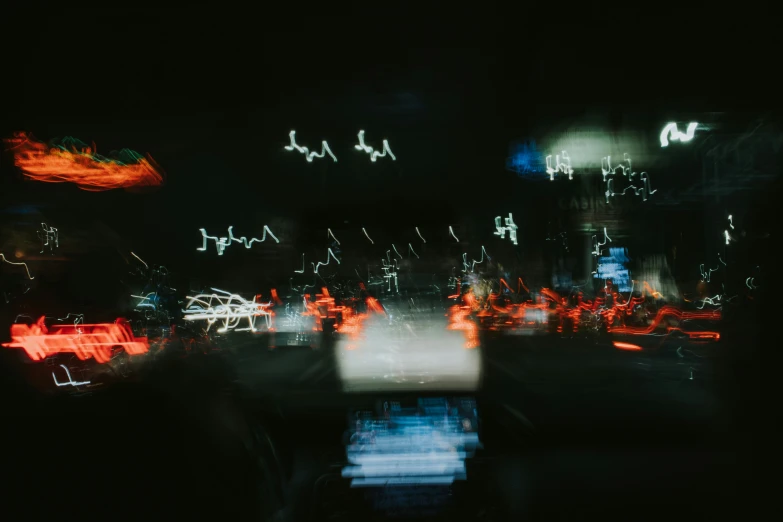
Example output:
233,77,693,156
335,315,481,392
660,122,698,147
182,288,273,333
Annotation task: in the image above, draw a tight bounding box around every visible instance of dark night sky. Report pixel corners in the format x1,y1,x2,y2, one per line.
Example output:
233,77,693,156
3,7,774,183
0,7,778,310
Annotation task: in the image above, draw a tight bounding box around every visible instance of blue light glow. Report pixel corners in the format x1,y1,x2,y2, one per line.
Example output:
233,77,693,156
506,140,546,177
2,205,41,215
343,397,481,487
594,247,632,292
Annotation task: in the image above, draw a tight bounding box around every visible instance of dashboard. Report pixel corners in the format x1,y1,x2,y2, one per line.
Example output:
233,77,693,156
2,340,748,522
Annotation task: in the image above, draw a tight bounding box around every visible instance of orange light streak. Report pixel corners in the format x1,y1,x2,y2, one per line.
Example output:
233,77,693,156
447,304,480,349
464,279,719,342
335,297,386,340
609,306,720,336
613,341,642,351
446,290,480,348
5,132,163,191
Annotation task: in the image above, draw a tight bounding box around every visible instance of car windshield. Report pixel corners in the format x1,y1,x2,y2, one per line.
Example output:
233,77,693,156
1,8,775,521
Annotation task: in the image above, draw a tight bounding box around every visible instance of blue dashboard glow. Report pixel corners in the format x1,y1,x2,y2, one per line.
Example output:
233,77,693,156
343,397,480,487
594,247,632,292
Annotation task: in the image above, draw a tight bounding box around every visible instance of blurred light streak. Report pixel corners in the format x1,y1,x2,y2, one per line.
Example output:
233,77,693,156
130,251,148,269
290,275,317,294
3,317,148,363
601,154,633,180
5,132,163,191
183,288,273,333
448,297,480,349
295,254,306,273
724,215,734,245
284,130,337,162
328,228,341,245
354,130,396,162
56,313,84,326
52,364,90,387
602,154,656,202
132,292,158,310
700,263,719,282
415,227,426,243
660,122,698,147
613,341,642,351
696,294,723,309
493,213,518,245
343,399,480,487
0,253,34,279
640,281,663,299
592,227,612,256
331,296,385,339
610,306,720,337
449,226,460,242
197,226,279,255
408,243,419,259
362,228,374,244
545,151,573,180
313,248,341,273
463,246,490,273
38,223,59,254
382,256,399,292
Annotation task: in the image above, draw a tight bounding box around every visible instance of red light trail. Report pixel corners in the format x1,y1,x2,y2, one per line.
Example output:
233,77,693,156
3,316,149,363
5,132,163,191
